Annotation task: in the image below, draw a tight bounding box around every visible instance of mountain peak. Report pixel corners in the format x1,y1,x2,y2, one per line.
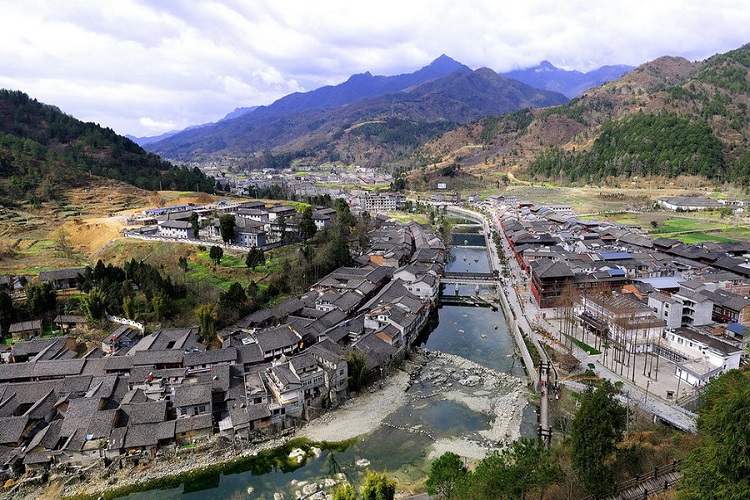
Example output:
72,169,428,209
346,71,373,83
424,54,468,73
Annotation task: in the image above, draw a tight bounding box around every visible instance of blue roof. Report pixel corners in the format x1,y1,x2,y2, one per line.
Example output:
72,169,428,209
608,269,626,276
725,323,748,336
599,251,633,260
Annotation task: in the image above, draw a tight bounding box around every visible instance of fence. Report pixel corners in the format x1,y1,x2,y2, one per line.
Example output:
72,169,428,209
581,460,681,500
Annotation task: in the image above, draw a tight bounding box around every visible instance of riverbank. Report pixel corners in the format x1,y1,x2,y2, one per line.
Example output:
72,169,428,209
10,370,415,500
5,348,530,500
302,349,528,461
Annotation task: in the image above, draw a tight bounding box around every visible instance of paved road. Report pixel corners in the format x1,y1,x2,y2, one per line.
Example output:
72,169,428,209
455,204,698,433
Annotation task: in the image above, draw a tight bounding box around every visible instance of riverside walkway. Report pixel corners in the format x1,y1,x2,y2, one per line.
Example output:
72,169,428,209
451,204,697,434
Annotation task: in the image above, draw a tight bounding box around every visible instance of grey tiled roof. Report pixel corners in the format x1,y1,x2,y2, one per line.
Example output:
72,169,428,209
173,383,212,408
124,421,176,449
122,401,168,425
175,414,212,434
0,416,29,445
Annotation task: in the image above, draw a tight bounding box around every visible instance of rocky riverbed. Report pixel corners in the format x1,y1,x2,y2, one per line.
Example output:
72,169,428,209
6,349,531,500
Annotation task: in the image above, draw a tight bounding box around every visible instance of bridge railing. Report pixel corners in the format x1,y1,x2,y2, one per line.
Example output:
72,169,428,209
444,271,496,279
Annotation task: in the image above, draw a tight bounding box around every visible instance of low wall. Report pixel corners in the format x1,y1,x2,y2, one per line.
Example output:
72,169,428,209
496,283,539,386
107,314,145,332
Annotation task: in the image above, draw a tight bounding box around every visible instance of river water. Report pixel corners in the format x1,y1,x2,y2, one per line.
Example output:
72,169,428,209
120,231,533,499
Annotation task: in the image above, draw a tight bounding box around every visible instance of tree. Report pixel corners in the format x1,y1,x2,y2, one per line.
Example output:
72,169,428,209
178,256,189,272
0,291,15,337
26,281,57,318
426,452,468,498
209,245,224,265
81,288,107,322
334,198,355,227
570,380,627,497
258,248,266,267
220,281,247,309
246,247,265,270
347,350,368,391
679,369,750,499
189,212,200,239
219,214,236,243
454,439,562,499
277,215,288,243
496,438,563,498
151,292,169,321
300,206,317,240
246,280,259,300
122,295,136,320
362,470,396,500
55,226,73,257
195,303,217,344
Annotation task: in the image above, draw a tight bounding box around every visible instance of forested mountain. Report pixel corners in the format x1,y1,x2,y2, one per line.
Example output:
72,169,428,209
502,60,634,98
0,89,216,205
145,56,569,167
417,44,750,186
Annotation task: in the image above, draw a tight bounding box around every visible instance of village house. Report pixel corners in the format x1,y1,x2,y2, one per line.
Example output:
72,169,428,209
38,268,85,290
233,217,267,248
267,205,297,221
663,326,744,389
173,383,213,418
8,320,44,340
578,291,665,354
658,196,723,211
158,220,194,239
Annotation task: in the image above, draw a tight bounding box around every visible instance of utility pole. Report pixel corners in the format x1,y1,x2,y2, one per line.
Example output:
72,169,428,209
539,359,552,447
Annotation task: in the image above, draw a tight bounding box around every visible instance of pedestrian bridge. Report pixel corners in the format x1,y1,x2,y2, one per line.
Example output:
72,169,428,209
442,271,499,285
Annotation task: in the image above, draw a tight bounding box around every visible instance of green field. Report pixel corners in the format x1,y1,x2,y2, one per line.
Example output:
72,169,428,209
651,218,732,233
585,210,750,244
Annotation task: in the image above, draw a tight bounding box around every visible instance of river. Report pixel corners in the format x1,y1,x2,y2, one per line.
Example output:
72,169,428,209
119,231,533,499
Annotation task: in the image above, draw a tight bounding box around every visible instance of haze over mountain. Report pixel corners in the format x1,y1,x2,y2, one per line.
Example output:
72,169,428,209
502,61,634,98
127,106,261,146
144,55,568,166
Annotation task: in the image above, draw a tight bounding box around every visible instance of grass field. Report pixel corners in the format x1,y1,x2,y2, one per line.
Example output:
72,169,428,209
651,218,732,233
584,210,750,244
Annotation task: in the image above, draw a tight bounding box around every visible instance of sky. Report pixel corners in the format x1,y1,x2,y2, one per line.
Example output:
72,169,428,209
1,0,749,138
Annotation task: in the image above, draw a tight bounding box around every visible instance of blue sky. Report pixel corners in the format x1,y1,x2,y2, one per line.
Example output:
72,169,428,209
1,0,748,137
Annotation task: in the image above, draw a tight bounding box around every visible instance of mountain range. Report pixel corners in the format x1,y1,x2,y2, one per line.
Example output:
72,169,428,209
143,55,570,165
4,45,750,200
502,60,634,98
418,45,750,186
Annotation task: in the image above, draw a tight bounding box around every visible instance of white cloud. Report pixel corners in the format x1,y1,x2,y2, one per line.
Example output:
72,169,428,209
139,117,178,134
1,0,749,136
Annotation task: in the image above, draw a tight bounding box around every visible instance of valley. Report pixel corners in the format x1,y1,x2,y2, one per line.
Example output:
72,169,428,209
2,38,750,500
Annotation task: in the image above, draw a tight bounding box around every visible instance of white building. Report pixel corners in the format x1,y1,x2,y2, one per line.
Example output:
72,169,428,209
663,327,744,388
158,220,194,239
648,293,683,329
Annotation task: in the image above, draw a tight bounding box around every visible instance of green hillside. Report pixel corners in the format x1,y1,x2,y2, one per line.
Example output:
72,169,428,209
0,89,216,206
